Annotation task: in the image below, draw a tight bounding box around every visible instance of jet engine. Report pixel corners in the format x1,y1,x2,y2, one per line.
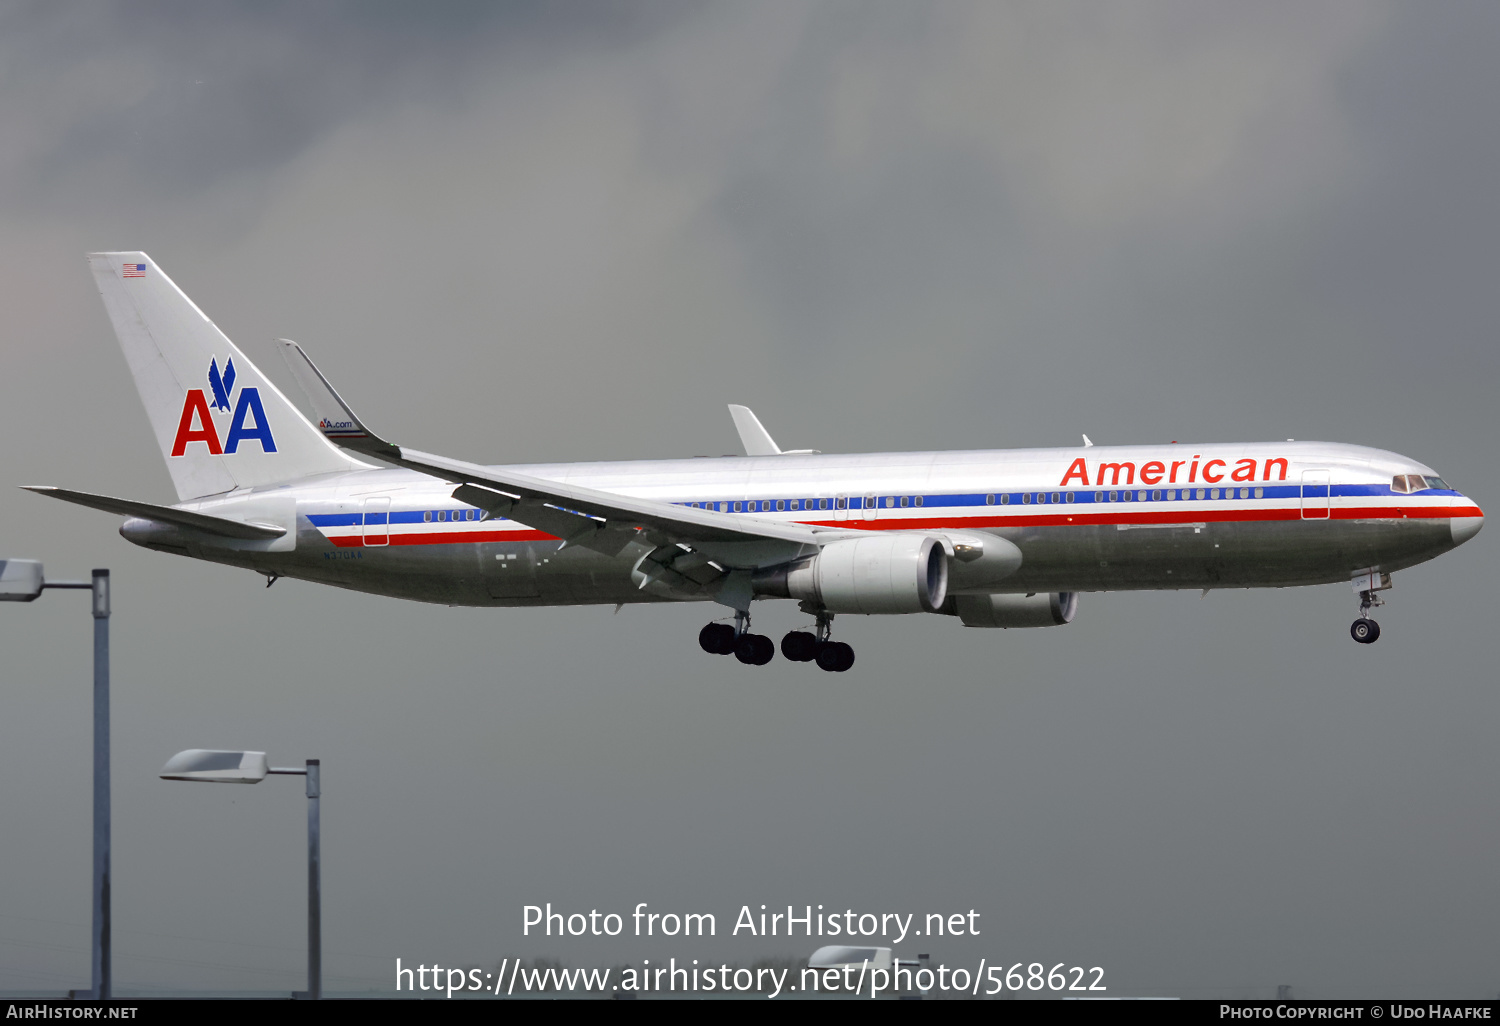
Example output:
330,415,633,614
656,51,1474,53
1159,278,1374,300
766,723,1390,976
945,592,1078,628
754,534,948,614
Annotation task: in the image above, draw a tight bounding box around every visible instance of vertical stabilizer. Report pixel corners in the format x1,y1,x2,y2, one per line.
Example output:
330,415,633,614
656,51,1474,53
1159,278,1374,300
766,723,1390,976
87,252,366,500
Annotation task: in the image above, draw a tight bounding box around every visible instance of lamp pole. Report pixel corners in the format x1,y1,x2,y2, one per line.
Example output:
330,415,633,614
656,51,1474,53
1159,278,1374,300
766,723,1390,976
3,561,112,999
261,759,322,999
160,749,323,998
41,570,111,1000
89,569,109,1002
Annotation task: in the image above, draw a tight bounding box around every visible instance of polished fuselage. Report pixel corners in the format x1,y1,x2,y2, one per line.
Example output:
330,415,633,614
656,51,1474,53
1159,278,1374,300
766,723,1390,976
122,441,1482,608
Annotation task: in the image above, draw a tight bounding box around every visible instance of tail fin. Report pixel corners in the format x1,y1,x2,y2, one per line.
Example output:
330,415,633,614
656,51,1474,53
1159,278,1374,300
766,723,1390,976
87,252,366,500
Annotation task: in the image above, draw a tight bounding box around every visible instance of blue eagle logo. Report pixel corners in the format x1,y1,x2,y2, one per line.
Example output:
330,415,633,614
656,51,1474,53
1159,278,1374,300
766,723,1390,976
207,357,237,412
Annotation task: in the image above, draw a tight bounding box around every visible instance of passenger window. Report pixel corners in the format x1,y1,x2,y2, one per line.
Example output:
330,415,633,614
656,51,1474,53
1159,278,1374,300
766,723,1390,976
835,497,846,509
719,502,728,512
819,498,829,510
1239,487,1249,499
423,511,432,522
1109,491,1118,502
1254,487,1264,498
885,496,895,508
1094,492,1103,502
1065,492,1075,503
898,496,908,507
777,500,785,511
790,500,799,510
1022,493,1031,504
915,496,924,507
1166,490,1177,500
1210,489,1220,499
1051,492,1060,503
1196,488,1206,500
1000,494,1011,505
1151,490,1161,501
985,494,995,505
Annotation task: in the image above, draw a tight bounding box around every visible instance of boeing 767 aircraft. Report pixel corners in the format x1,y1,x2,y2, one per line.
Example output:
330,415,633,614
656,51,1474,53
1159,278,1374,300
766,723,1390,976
21,253,1484,670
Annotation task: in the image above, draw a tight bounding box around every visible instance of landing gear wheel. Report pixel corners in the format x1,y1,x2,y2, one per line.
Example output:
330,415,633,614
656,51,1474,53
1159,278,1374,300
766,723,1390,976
699,623,736,654
781,631,819,662
815,641,854,672
735,633,774,665
1350,618,1380,644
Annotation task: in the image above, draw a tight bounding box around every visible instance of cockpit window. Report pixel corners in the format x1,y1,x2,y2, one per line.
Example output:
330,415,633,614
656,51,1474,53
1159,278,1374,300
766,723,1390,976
1393,474,1451,493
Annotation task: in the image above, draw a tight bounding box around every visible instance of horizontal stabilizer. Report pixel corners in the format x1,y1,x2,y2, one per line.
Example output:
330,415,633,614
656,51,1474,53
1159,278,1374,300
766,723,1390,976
20,486,286,540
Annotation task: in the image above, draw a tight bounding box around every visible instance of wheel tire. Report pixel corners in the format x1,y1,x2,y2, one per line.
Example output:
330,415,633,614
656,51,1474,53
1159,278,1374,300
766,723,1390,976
1350,618,1380,644
781,631,818,662
815,642,842,672
752,634,775,665
734,632,761,664
700,623,736,654
832,641,855,672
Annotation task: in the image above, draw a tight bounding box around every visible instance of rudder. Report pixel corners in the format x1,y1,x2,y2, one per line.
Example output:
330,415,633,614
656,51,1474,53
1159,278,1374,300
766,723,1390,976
88,252,366,500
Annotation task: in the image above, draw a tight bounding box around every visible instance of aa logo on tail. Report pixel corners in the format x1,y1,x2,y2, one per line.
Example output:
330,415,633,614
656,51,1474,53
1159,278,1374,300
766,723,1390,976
170,357,278,456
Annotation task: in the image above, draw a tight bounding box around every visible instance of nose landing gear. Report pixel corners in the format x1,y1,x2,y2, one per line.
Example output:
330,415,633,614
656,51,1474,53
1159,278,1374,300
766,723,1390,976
1349,570,1391,645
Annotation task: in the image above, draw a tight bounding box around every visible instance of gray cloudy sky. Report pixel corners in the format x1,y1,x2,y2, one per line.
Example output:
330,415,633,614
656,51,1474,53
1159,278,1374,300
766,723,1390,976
1,0,1496,998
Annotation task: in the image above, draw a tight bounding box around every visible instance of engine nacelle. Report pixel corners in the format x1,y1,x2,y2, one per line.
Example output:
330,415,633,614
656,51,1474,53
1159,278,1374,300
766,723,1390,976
947,592,1078,628
754,534,948,614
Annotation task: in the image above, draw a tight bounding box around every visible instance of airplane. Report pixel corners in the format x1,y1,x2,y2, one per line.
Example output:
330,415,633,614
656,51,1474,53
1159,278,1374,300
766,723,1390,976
22,252,1484,670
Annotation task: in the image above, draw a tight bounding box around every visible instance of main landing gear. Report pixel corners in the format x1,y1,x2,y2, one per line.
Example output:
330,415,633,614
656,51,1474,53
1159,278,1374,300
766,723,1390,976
697,609,855,671
698,611,774,665
779,610,854,672
780,609,852,672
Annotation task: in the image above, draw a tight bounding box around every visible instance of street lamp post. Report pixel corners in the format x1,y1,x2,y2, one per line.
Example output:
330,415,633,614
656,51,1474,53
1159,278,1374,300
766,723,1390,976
159,749,322,998
0,560,111,1000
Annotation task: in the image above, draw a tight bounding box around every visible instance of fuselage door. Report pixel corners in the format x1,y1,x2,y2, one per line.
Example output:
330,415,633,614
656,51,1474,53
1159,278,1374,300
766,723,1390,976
1300,470,1330,520
363,496,391,546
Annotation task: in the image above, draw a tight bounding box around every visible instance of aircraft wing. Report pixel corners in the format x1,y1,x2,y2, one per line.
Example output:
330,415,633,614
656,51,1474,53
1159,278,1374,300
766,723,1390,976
277,341,826,569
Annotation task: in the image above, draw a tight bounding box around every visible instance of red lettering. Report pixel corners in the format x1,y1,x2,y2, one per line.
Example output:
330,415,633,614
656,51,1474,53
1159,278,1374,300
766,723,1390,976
1060,457,1090,486
1169,460,1186,483
1189,458,1200,483
1231,458,1257,482
1140,461,1165,485
1098,462,1136,486
170,390,223,456
1263,457,1288,481
1202,459,1227,483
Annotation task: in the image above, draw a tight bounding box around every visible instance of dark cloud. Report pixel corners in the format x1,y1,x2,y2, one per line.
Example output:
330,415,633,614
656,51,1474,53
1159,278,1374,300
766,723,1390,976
1,0,1496,999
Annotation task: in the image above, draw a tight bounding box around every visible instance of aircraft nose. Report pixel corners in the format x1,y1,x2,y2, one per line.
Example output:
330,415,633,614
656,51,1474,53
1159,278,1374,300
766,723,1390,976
1451,511,1484,547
